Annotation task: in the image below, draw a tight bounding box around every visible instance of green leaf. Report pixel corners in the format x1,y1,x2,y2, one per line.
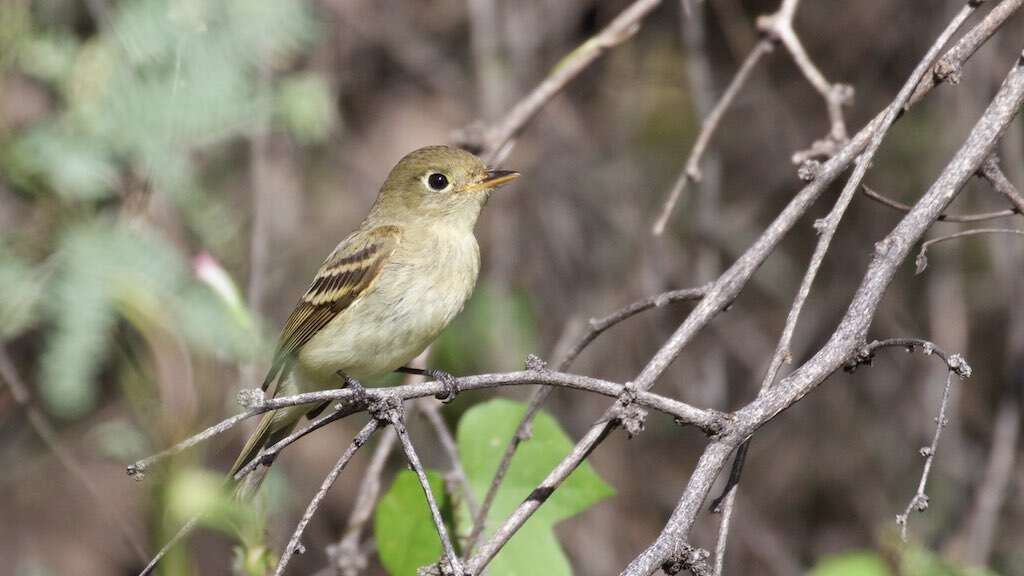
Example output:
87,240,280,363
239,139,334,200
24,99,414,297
811,551,891,576
375,470,447,576
456,398,615,575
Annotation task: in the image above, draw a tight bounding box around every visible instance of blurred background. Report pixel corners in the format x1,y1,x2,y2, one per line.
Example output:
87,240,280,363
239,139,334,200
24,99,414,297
1,0,1022,574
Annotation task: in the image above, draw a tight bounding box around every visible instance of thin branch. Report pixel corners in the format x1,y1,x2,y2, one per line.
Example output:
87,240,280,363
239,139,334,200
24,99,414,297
759,0,852,153
710,0,976,526
468,13,1022,574
463,285,709,556
232,403,363,481
651,39,775,235
622,44,1024,576
128,370,722,479
0,347,149,562
862,184,1021,223
558,284,712,369
385,401,464,576
272,419,380,576
916,228,1024,273
454,0,665,162
896,368,960,541
137,516,200,576
846,338,973,377
979,156,1024,213
418,398,480,523
712,486,737,576
329,428,398,576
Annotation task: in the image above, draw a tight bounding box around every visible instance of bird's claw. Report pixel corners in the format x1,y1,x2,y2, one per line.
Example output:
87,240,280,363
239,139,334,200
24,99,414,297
429,370,460,403
338,372,369,406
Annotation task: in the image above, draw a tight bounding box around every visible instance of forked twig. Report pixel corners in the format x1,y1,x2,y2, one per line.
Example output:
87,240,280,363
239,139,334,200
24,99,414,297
272,418,380,576
916,228,1024,273
463,285,709,555
385,400,465,576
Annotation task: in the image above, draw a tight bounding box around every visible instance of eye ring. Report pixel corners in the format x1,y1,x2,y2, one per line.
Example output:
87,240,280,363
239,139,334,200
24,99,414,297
427,173,449,191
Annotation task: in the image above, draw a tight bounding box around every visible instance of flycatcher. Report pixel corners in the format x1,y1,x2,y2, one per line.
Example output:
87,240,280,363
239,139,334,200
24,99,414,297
229,145,518,487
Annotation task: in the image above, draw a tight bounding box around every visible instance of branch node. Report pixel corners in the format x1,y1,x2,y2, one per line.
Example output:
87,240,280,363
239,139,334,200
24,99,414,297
236,387,266,410
369,393,403,425
126,462,146,481
615,382,647,438
662,544,712,576
813,217,828,234
797,159,821,181
947,353,972,379
919,446,933,458
525,354,548,372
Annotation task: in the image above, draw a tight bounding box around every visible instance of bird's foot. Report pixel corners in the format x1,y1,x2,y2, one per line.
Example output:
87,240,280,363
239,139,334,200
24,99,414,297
427,369,460,404
337,372,369,406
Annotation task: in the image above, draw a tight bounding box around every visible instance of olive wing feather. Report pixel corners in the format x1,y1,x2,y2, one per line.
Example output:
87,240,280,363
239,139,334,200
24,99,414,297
261,225,402,395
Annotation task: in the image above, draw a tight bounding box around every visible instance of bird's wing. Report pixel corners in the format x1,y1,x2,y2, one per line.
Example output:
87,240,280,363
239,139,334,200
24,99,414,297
261,225,402,396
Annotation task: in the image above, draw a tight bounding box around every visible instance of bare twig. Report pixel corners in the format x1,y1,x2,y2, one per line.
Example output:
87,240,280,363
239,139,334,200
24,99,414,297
468,13,1023,575
232,403,363,481
712,486,737,576
916,228,1024,273
455,0,665,162
651,39,774,235
759,0,852,162
385,401,464,576
418,398,480,522
463,285,709,556
896,367,962,541
709,0,975,529
329,429,398,576
0,347,149,562
862,184,1021,223
846,338,973,377
272,419,380,576
622,45,1024,576
979,156,1024,213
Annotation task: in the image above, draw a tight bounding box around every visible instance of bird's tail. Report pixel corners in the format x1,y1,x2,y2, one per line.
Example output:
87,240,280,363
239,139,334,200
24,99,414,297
229,405,305,499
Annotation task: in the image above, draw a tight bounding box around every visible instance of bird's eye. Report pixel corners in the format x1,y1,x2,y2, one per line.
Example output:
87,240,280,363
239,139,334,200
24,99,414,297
427,173,449,191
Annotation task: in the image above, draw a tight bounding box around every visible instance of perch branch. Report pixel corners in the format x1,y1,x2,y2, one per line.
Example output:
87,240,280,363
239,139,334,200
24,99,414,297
128,370,722,479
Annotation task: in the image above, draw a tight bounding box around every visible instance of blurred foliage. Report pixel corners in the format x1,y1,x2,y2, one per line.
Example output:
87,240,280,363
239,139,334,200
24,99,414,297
810,548,1002,576
433,283,539,374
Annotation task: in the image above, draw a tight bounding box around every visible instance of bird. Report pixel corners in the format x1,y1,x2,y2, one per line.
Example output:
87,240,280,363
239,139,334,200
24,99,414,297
228,145,518,493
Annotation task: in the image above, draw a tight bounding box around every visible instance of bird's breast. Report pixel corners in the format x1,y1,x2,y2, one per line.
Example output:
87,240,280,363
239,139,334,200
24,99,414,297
298,228,480,385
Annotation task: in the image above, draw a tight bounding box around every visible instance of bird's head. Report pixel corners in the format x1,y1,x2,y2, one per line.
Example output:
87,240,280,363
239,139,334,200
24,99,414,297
370,145,519,229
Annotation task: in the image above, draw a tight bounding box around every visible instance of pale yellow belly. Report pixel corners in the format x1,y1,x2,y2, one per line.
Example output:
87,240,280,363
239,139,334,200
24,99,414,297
296,230,479,389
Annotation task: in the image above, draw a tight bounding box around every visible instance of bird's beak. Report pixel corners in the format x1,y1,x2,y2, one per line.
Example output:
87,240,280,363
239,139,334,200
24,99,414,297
466,169,520,192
